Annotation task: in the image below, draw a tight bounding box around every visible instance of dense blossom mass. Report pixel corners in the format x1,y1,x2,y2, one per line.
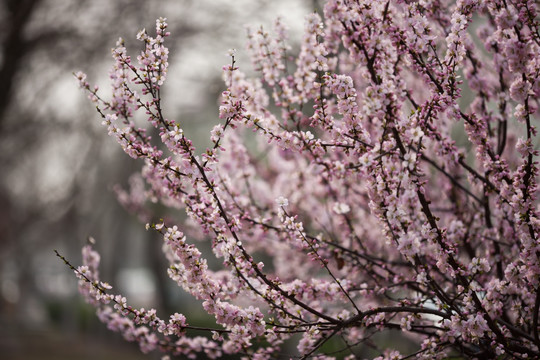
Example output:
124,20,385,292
64,0,540,358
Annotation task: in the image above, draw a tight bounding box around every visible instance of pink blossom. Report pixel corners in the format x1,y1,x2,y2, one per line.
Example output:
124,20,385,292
66,2,540,359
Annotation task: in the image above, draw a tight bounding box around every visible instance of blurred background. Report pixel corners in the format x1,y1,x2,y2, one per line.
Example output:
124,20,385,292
0,0,317,358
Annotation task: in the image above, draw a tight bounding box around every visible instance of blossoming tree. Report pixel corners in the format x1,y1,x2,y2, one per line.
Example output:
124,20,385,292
59,0,540,358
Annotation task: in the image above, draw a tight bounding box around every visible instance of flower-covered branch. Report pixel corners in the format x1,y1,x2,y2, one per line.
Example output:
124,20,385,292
64,2,540,358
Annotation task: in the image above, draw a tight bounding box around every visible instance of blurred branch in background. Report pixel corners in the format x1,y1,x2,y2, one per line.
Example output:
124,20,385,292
0,0,41,124
0,0,313,358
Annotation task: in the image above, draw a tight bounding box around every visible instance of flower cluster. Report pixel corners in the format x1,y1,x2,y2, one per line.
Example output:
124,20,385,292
65,1,540,358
